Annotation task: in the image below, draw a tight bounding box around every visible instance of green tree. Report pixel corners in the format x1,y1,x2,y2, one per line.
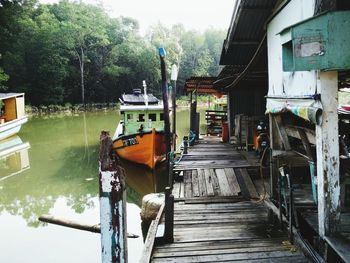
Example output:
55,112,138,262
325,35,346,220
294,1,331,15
0,0,226,105
50,1,110,104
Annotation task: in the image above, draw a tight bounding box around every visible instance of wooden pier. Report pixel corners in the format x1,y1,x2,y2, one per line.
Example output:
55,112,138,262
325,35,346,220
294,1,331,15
143,136,309,262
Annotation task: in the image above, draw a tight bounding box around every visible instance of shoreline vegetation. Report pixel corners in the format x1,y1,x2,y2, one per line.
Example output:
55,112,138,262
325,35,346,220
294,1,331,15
24,92,350,116
24,97,213,117
0,1,225,106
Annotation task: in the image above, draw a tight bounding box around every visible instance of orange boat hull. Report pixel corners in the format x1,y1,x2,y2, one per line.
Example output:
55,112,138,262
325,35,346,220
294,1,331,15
113,128,166,169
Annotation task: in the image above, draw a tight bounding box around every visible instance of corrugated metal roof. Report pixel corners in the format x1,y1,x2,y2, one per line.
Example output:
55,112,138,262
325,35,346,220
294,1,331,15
122,92,159,105
220,0,277,66
184,77,227,95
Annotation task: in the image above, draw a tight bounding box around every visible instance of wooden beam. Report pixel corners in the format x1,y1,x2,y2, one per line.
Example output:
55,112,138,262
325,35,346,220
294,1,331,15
273,115,291,151
297,128,313,160
285,125,316,145
269,114,283,150
316,71,340,237
140,203,165,263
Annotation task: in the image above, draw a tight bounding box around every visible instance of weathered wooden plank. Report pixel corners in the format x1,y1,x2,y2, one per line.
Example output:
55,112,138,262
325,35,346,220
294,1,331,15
172,232,283,243
181,155,242,161
225,168,241,195
285,125,316,145
174,218,269,226
197,169,207,197
177,160,249,166
191,170,200,197
179,182,184,199
324,236,350,263
174,201,261,209
174,163,257,171
203,169,215,196
189,144,233,148
174,221,270,228
154,237,287,250
152,250,303,262
174,209,265,216
174,205,262,211
183,196,245,204
273,115,291,151
215,169,232,196
174,204,264,210
241,257,308,263
174,212,268,221
184,170,192,198
149,136,308,263
238,168,259,199
172,182,181,199
153,245,293,258
210,169,221,196
184,151,241,156
141,203,165,263
174,224,276,233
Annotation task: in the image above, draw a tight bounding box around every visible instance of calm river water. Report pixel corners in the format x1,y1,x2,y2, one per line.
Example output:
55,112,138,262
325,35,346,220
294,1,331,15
0,108,206,262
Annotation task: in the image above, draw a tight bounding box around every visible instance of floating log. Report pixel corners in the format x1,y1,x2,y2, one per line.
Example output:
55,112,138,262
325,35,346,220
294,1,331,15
38,214,139,238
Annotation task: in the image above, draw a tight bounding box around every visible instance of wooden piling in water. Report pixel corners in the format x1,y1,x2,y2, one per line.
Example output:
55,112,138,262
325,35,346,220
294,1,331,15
164,187,174,243
99,130,127,263
159,48,171,160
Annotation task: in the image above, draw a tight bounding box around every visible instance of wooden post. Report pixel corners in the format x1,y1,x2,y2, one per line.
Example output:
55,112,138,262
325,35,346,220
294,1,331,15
227,91,232,140
99,131,127,262
269,114,281,201
195,112,200,140
159,48,171,160
190,102,194,131
316,71,340,237
172,80,177,151
190,93,194,132
164,187,174,243
194,91,197,135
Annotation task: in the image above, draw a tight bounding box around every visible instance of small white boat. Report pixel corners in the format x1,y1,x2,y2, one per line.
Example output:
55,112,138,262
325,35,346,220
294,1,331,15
0,135,30,182
0,93,28,141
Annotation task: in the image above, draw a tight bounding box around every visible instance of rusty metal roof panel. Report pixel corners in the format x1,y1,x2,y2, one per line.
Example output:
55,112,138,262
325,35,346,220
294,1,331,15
184,77,227,95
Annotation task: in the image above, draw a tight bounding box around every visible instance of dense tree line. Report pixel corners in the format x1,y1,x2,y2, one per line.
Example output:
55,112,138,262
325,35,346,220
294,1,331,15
0,0,225,106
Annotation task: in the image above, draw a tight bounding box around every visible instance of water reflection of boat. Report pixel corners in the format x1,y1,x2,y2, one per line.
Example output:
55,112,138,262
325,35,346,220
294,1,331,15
0,93,28,140
120,159,168,206
0,135,30,182
113,82,166,169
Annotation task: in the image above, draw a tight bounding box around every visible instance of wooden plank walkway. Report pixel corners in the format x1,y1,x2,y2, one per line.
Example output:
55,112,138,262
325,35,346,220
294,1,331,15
149,137,308,262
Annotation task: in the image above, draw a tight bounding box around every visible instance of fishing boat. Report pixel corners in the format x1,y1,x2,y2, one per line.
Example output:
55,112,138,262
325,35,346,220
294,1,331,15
0,93,28,141
112,81,166,169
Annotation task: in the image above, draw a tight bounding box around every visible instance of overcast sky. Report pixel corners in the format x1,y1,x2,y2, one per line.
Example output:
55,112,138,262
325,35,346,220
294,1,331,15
41,0,235,34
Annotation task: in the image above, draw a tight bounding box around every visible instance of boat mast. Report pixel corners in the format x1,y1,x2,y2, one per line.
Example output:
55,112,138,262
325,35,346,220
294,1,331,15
143,80,149,106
